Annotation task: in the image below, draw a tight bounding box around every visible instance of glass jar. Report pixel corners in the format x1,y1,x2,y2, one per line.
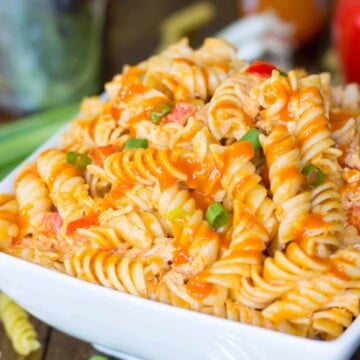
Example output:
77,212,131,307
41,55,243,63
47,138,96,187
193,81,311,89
0,0,107,115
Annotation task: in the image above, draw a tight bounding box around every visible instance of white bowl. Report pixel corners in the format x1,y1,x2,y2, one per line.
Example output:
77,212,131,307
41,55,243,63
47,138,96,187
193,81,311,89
1,128,360,360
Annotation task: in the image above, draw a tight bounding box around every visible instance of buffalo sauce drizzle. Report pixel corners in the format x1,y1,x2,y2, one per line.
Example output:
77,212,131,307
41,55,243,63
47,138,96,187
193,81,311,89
292,213,333,267
14,166,39,242
329,109,357,166
171,218,219,300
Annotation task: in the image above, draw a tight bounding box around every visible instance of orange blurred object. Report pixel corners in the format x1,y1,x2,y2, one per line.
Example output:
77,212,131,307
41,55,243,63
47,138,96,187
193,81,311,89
239,0,329,45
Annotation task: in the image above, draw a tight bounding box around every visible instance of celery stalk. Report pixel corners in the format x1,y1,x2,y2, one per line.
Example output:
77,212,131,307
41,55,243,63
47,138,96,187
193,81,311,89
0,102,79,142
0,122,65,168
0,157,27,181
0,102,80,177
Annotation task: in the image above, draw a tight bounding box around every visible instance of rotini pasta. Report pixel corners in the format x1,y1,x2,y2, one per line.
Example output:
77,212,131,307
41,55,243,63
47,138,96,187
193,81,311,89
0,293,40,356
2,37,360,341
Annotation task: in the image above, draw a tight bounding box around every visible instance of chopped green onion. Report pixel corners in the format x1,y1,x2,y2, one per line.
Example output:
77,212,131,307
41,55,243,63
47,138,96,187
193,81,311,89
66,151,79,164
150,102,173,124
206,202,229,229
88,356,109,360
240,128,262,151
124,138,149,150
167,207,191,221
66,151,91,170
301,164,325,187
278,69,288,77
77,155,92,170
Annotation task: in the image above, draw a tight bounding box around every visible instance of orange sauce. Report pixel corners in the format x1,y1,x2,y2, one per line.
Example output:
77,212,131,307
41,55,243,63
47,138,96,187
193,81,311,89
277,100,294,122
173,57,197,67
329,109,354,132
231,237,265,252
329,263,350,281
149,150,179,189
89,145,116,167
294,213,327,243
224,141,255,170
173,250,191,266
223,249,262,263
297,116,327,149
191,190,213,212
17,213,29,240
278,165,304,184
264,135,293,165
212,100,253,127
15,165,37,184
177,156,222,197
110,103,122,120
121,66,144,85
66,214,99,236
0,211,18,223
219,231,232,251
105,184,133,205
186,272,213,301
172,222,219,268
118,82,148,103
337,144,348,167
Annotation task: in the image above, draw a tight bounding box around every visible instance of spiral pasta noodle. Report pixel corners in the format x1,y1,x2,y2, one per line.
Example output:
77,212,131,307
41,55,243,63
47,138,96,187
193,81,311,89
262,125,311,247
0,195,19,248
14,164,53,236
207,71,261,141
295,85,341,174
98,148,187,188
37,149,95,223
2,37,360,341
0,293,40,356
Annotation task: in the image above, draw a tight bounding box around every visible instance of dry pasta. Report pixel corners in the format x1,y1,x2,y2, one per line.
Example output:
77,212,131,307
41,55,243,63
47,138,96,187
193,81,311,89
2,38,360,340
0,293,40,356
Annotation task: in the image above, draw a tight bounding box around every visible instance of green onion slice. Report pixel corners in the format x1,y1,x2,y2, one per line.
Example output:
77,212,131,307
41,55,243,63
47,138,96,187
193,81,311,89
206,202,229,229
124,138,149,150
150,102,173,124
66,151,91,170
77,155,92,170
240,128,262,151
66,151,79,164
278,69,288,77
167,207,191,221
88,356,109,360
301,164,325,187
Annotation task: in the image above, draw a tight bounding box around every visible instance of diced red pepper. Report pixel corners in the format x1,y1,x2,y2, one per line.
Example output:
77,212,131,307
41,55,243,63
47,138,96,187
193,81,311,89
246,61,277,77
66,214,98,235
163,101,196,125
43,212,63,236
89,145,116,167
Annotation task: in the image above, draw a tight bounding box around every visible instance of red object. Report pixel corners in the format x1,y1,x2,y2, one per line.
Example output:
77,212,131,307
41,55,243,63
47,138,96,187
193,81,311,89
164,101,196,125
43,212,63,236
89,145,116,167
246,61,277,77
66,214,98,235
333,0,360,83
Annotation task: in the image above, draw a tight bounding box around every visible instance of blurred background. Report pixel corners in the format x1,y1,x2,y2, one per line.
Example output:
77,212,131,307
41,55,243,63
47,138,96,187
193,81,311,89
0,0,348,119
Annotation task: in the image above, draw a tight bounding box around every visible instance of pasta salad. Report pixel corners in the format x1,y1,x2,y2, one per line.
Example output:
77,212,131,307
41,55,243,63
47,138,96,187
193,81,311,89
1,38,360,340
